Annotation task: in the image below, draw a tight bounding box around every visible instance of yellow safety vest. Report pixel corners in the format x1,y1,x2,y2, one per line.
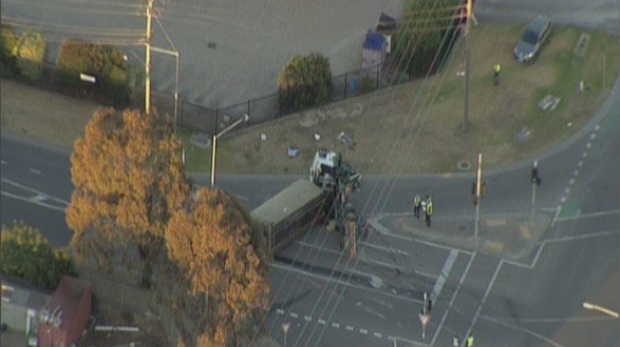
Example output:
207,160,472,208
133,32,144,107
494,64,501,73
467,335,474,347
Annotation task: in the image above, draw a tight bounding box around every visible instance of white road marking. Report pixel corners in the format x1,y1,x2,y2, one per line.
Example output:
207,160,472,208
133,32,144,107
317,319,326,325
304,316,311,322
463,261,504,345
431,252,475,346
331,322,340,328
345,326,354,331
276,309,284,315
542,230,619,244
577,160,583,167
359,241,408,255
359,328,368,334
1,191,67,212
290,312,298,318
29,168,42,175
359,256,436,279
555,209,619,222
373,332,382,338
590,132,597,140
234,194,249,201
1,160,6,165
586,142,592,149
582,151,588,158
432,249,458,300
31,194,46,202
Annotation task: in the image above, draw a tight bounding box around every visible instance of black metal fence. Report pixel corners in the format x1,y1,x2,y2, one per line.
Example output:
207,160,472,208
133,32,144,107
5,58,414,136
147,61,414,136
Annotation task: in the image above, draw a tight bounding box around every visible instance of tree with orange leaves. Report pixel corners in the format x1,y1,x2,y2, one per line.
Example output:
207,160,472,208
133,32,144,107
67,108,189,283
166,188,270,347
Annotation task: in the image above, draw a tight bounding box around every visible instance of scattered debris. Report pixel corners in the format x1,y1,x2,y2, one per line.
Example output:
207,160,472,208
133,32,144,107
337,131,356,150
287,146,299,157
261,133,267,141
314,133,321,141
573,33,590,58
517,127,531,144
538,95,561,112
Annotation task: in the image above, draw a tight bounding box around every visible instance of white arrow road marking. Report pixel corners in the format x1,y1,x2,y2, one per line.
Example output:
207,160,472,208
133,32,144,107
1,178,69,212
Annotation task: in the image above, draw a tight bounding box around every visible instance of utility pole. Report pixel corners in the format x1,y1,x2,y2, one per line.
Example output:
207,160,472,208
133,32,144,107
145,0,154,114
474,153,482,246
463,0,472,131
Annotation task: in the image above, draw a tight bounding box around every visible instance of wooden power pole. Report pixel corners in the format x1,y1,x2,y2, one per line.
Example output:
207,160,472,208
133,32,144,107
463,0,472,131
145,0,154,114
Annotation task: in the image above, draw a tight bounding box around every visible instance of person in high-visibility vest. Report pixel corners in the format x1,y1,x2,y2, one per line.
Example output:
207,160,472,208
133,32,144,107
425,197,433,227
413,194,422,220
453,335,460,347
466,333,474,347
493,64,501,86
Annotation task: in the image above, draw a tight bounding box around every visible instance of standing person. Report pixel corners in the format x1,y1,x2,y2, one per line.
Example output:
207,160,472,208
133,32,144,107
493,63,501,85
425,196,433,227
453,335,460,347
466,333,474,347
413,194,421,220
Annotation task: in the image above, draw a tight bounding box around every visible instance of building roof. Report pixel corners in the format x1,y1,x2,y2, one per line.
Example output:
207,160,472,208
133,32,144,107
46,276,92,331
1,274,51,311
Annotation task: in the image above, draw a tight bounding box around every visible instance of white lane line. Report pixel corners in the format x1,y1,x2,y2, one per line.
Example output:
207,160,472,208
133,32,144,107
1,160,6,165
31,195,47,202
577,160,583,167
359,329,368,335
431,249,458,300
586,142,592,149
1,192,67,212
463,261,504,345
29,168,42,175
1,178,70,205
276,309,285,315
542,230,619,244
318,319,326,325
304,316,311,322
590,132,597,140
331,322,340,328
290,312,298,318
555,209,619,222
359,241,408,255
582,152,588,158
345,326,354,331
373,332,382,338
359,256,436,279
431,253,476,346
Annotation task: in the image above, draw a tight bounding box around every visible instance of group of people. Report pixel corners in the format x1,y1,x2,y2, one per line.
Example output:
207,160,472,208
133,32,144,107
413,194,433,227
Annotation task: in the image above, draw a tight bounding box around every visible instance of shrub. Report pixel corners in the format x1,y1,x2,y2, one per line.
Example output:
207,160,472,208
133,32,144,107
58,40,128,103
0,25,19,77
14,31,46,80
278,53,332,113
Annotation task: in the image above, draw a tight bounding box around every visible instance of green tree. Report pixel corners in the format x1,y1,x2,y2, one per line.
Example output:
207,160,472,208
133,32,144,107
394,0,460,77
278,52,332,113
166,188,270,347
0,222,76,291
66,108,189,283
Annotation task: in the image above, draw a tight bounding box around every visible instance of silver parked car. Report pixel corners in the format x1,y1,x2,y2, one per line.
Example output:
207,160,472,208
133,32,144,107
513,15,552,63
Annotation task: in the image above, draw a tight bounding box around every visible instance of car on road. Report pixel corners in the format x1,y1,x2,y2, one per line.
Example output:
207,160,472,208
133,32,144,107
513,15,552,63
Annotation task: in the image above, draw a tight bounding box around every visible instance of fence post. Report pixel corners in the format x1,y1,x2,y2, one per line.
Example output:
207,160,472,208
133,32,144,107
343,73,348,99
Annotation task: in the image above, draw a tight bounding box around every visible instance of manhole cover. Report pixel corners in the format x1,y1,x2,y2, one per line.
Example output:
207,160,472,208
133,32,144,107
457,160,472,171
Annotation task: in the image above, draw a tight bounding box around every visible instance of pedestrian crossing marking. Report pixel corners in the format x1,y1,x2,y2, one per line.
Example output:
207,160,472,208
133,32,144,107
520,225,531,239
484,240,504,252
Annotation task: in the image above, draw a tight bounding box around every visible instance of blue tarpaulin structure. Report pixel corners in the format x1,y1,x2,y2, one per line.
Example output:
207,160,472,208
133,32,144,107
362,29,387,73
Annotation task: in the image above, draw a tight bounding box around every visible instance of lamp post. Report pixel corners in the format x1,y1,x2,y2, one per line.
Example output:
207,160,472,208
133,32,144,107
210,114,249,189
150,46,180,132
583,302,619,318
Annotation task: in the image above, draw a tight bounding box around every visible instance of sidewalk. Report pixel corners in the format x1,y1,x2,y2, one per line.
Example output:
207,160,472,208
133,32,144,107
371,212,551,261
